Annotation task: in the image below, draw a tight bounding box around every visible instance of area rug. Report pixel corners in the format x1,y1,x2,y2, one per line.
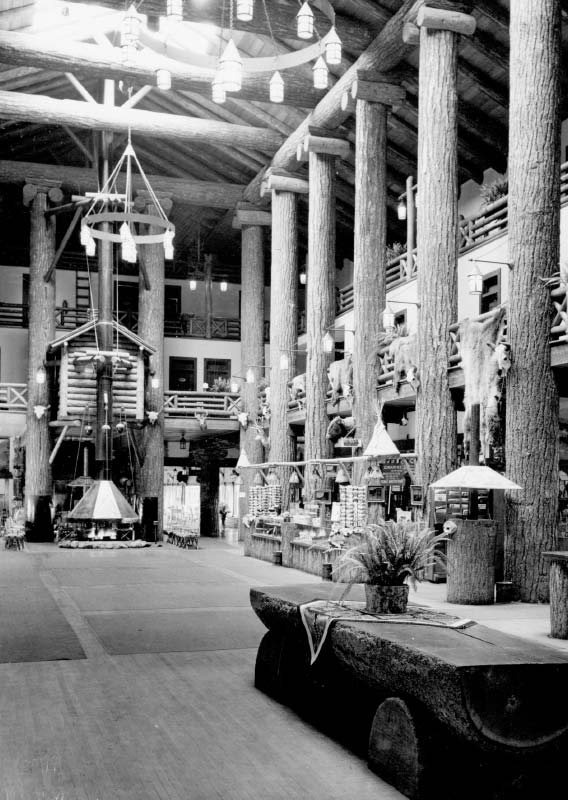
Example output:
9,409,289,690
85,608,265,655
0,565,85,663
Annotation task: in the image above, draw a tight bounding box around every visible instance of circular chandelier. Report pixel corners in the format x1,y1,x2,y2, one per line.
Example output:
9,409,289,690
120,0,343,104
80,133,175,265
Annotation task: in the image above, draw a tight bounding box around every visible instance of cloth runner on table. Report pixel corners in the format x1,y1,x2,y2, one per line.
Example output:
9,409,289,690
299,600,476,665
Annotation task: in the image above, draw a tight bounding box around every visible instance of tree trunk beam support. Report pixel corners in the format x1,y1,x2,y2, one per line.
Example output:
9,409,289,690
543,552,568,639
267,174,309,195
235,206,272,228
240,224,266,545
303,135,351,159
446,519,497,604
350,80,406,107
304,151,336,502
402,22,420,45
415,21,459,495
0,90,284,152
416,7,476,36
505,0,561,603
24,184,57,534
269,189,299,503
352,98,387,486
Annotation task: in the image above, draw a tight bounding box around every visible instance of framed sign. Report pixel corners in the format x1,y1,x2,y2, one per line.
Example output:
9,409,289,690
367,485,386,503
410,485,424,506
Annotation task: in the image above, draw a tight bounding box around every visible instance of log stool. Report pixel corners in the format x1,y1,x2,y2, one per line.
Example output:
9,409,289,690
543,552,568,638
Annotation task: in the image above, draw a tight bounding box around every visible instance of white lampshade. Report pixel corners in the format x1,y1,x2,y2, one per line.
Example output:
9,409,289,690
335,466,350,484
230,382,239,393
299,270,307,285
289,471,300,485
220,280,228,292
279,352,289,371
267,469,279,486
212,74,226,104
382,305,395,330
121,4,140,46
35,366,46,384
297,1,314,39
151,376,160,389
322,331,334,354
313,56,329,90
325,26,342,65
121,41,138,67
156,68,172,91
236,0,254,21
253,471,264,486
219,39,243,92
468,265,483,295
397,199,407,221
269,71,284,103
167,0,183,22
85,236,96,257
246,368,255,384
163,229,174,260
189,279,197,291
121,238,137,263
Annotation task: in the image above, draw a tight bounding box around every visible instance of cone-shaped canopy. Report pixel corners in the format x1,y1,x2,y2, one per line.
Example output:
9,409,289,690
429,466,522,491
236,448,250,469
68,480,139,521
363,420,400,458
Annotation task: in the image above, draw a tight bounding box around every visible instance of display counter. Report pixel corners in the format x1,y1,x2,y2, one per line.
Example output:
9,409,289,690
247,517,343,578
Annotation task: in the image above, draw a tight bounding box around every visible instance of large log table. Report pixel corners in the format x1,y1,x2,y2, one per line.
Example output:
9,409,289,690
250,583,568,800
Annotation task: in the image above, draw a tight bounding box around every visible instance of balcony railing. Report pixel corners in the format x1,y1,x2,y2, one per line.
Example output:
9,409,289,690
0,383,27,411
162,391,242,418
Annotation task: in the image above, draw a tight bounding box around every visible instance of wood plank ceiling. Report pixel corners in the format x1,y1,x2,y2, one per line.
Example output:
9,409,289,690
0,0,565,278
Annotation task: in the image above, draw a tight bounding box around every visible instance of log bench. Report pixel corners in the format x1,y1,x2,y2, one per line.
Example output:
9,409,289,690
250,583,568,800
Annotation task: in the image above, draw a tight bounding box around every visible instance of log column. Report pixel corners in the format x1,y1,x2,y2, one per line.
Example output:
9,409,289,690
267,171,307,501
506,0,561,602
303,133,349,502
235,205,270,544
414,7,475,499
349,76,405,484
135,192,172,540
23,180,62,539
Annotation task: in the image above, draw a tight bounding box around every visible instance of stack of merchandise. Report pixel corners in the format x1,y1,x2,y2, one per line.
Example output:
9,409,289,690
339,485,368,532
248,486,263,517
267,485,282,515
249,485,283,517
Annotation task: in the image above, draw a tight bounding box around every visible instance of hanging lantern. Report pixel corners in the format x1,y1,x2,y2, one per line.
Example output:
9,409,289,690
120,222,137,263
312,56,329,90
219,39,243,92
189,279,197,291
269,71,284,103
236,0,254,21
335,466,350,484
230,382,239,393
163,229,174,260
167,0,183,23
299,269,307,285
325,27,342,65
220,280,228,292
468,261,483,295
156,68,172,91
121,4,140,46
121,41,138,67
179,432,187,450
35,366,46,385
212,73,226,104
397,198,407,221
289,471,300,485
246,367,255,384
297,2,314,39
382,305,395,330
279,352,289,371
253,471,264,486
322,331,334,354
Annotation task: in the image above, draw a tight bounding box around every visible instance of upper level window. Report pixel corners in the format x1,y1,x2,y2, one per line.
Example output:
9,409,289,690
204,359,231,386
480,270,501,314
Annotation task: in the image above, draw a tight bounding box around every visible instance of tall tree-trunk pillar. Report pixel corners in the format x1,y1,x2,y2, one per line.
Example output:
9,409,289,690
236,212,269,544
414,8,475,499
350,78,405,484
506,0,560,602
303,135,346,502
136,192,171,540
268,173,306,501
23,181,61,539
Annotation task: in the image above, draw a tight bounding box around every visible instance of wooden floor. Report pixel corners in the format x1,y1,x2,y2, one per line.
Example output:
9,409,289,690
0,539,403,800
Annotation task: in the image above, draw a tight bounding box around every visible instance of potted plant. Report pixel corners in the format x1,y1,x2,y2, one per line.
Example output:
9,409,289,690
334,521,448,613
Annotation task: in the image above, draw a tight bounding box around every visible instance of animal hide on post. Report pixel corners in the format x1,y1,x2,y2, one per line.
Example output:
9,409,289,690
326,415,356,443
327,354,353,406
458,306,510,461
388,334,419,393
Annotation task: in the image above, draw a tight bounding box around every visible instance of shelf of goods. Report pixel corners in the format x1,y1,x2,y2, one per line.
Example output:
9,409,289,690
249,485,283,517
339,485,367,531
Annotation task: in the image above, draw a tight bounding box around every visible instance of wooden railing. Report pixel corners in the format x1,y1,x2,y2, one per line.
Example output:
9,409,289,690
162,391,242,418
0,383,27,411
551,283,568,343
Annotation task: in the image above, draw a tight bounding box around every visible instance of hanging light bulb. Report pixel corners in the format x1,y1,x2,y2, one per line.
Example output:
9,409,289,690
236,0,254,21
382,305,395,330
212,73,226,104
220,280,228,292
297,2,314,39
324,27,342,65
189,279,197,291
397,198,407,221
312,56,329,90
163,229,174,260
156,68,172,91
166,0,183,23
322,330,334,354
279,352,289,371
219,39,243,92
269,71,284,103
299,269,307,285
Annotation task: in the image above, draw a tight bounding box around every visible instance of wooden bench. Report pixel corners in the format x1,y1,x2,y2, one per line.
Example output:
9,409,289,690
250,583,568,800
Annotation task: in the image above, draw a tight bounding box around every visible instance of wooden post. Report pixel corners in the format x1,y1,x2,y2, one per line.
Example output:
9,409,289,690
204,254,213,339
23,180,61,539
351,78,403,487
304,138,343,502
239,222,266,544
446,518,496,604
405,174,415,277
268,176,304,502
543,553,568,639
505,0,561,602
135,192,171,540
414,11,475,501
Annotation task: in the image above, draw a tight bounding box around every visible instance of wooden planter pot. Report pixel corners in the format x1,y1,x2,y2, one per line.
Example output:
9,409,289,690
365,584,409,614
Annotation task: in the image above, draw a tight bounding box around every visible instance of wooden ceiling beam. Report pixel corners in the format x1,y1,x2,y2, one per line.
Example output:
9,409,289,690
0,89,284,152
0,159,245,209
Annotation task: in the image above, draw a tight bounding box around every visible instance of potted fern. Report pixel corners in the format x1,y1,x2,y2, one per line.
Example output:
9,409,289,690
334,521,448,613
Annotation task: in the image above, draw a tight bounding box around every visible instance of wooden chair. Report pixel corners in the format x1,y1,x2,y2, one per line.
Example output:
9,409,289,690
3,519,25,550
